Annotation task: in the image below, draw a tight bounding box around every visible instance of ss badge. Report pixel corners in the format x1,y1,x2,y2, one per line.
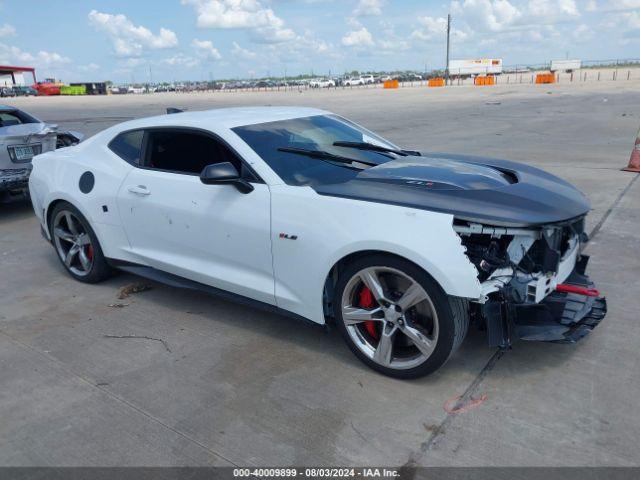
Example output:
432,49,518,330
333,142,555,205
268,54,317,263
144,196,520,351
279,233,298,240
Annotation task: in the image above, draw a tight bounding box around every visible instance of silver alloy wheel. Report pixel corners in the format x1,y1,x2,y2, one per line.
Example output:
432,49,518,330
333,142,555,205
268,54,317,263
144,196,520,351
341,266,439,370
52,210,94,277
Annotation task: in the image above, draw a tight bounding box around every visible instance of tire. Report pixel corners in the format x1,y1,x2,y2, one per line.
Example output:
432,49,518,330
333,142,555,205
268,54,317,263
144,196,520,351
334,254,469,379
49,201,113,284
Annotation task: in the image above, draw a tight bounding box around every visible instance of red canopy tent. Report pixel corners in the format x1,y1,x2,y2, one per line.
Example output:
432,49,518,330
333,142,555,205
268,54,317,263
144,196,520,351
0,65,37,85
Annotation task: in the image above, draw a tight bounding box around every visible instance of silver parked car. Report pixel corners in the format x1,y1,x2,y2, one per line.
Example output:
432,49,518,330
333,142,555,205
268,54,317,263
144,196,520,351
0,105,82,202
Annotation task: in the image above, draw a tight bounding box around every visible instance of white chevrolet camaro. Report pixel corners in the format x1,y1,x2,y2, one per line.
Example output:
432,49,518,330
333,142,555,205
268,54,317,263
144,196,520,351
29,107,606,378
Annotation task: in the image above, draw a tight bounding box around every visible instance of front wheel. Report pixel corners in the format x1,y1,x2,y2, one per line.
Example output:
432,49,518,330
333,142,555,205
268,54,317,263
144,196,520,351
334,255,469,379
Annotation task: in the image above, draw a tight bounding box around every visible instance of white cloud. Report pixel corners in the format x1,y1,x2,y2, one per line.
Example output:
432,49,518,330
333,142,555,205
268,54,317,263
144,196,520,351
298,31,334,54
182,0,296,43
88,10,178,57
437,0,588,49
163,53,200,68
341,26,374,47
37,51,72,65
262,29,338,65
0,23,15,37
78,63,101,72
377,38,410,51
0,43,71,67
603,10,640,29
594,0,640,40
231,41,257,59
411,16,447,40
0,44,32,63
451,0,522,32
627,10,640,28
347,17,362,28
585,0,640,11
182,0,275,28
251,24,296,43
120,58,145,68
527,0,580,20
376,20,410,52
192,38,222,59
573,23,592,40
353,0,383,16
411,16,468,41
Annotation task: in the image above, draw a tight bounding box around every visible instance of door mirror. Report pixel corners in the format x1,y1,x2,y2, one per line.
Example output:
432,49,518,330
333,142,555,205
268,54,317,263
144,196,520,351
200,162,254,194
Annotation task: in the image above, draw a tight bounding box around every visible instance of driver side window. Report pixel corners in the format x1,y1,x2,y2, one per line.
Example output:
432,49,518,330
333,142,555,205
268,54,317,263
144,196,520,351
142,129,252,178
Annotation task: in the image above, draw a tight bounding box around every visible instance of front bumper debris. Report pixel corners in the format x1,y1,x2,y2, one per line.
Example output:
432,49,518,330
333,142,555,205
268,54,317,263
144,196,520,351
483,255,607,347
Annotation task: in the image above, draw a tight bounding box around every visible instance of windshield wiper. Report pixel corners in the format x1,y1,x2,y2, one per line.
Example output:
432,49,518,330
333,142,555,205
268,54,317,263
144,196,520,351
277,147,379,167
333,141,421,157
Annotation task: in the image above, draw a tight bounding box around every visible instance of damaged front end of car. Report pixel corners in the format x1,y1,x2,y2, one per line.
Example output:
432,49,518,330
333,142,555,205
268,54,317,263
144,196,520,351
454,217,607,347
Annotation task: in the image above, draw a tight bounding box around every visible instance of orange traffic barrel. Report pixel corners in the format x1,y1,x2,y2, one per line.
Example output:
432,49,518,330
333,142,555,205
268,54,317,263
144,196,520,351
535,73,555,84
474,75,495,86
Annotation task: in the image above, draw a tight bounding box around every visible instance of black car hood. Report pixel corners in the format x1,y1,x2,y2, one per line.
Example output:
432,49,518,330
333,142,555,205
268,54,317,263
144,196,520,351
313,153,591,227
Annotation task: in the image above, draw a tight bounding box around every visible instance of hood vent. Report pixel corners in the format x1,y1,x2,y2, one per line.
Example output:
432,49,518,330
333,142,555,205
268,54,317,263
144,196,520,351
495,167,518,185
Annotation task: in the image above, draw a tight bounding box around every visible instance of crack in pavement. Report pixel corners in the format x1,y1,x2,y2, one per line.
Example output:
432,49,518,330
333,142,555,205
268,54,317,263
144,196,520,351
0,329,240,467
402,349,505,470
589,173,639,240
402,172,640,470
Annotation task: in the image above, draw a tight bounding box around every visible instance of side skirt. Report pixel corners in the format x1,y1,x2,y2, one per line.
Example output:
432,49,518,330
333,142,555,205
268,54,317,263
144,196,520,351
106,259,324,329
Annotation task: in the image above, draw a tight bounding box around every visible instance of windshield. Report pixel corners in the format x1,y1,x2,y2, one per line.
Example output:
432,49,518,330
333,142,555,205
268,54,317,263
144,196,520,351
232,114,398,186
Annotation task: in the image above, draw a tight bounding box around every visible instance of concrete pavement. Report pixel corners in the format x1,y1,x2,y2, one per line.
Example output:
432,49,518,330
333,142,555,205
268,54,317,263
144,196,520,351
1,83,639,466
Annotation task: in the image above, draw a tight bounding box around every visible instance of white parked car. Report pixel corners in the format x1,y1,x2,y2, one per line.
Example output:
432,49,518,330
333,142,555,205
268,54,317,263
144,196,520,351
361,75,375,84
344,77,365,86
28,107,606,378
309,78,336,88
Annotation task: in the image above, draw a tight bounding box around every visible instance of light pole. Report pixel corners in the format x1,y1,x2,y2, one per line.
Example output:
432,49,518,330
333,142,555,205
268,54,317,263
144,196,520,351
445,14,451,85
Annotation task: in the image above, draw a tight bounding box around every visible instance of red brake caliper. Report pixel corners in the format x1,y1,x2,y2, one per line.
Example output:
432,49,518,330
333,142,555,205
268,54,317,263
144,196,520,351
358,286,379,339
86,244,94,262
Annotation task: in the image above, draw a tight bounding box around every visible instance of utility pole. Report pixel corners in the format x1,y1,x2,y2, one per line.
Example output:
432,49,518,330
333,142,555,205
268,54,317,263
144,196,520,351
445,13,451,85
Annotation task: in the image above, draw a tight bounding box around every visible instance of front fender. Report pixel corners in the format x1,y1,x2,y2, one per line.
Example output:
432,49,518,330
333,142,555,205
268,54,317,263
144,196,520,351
322,235,481,301
271,185,481,325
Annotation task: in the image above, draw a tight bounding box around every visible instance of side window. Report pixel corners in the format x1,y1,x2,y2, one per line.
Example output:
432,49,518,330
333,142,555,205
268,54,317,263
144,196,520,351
142,130,246,176
0,112,23,126
109,130,144,165
0,109,39,126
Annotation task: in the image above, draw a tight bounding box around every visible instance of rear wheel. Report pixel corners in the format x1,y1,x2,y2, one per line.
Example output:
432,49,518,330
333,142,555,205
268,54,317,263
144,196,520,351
334,254,469,379
49,202,112,283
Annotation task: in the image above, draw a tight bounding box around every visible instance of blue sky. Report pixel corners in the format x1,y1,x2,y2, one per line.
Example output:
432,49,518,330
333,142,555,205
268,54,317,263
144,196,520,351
1,0,639,83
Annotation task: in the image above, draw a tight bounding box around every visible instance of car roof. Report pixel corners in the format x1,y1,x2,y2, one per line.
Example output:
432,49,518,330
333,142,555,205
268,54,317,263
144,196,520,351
114,106,329,131
0,104,17,111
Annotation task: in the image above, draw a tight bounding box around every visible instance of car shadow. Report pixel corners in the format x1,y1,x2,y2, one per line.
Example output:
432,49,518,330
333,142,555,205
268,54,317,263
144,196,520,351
0,199,33,223
109,270,356,364
109,270,508,381
125,274,587,384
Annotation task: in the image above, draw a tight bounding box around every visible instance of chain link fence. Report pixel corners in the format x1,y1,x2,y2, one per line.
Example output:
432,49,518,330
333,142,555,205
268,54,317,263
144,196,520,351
117,58,640,94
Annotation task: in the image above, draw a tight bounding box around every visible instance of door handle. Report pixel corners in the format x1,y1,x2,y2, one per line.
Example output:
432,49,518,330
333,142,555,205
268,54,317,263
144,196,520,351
127,185,151,196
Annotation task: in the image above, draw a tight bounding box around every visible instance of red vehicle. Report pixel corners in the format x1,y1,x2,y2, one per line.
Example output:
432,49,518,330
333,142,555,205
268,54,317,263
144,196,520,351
34,82,61,96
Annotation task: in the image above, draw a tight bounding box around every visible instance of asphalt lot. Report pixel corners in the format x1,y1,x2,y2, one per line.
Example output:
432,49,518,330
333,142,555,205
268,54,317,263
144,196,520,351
1,81,640,466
